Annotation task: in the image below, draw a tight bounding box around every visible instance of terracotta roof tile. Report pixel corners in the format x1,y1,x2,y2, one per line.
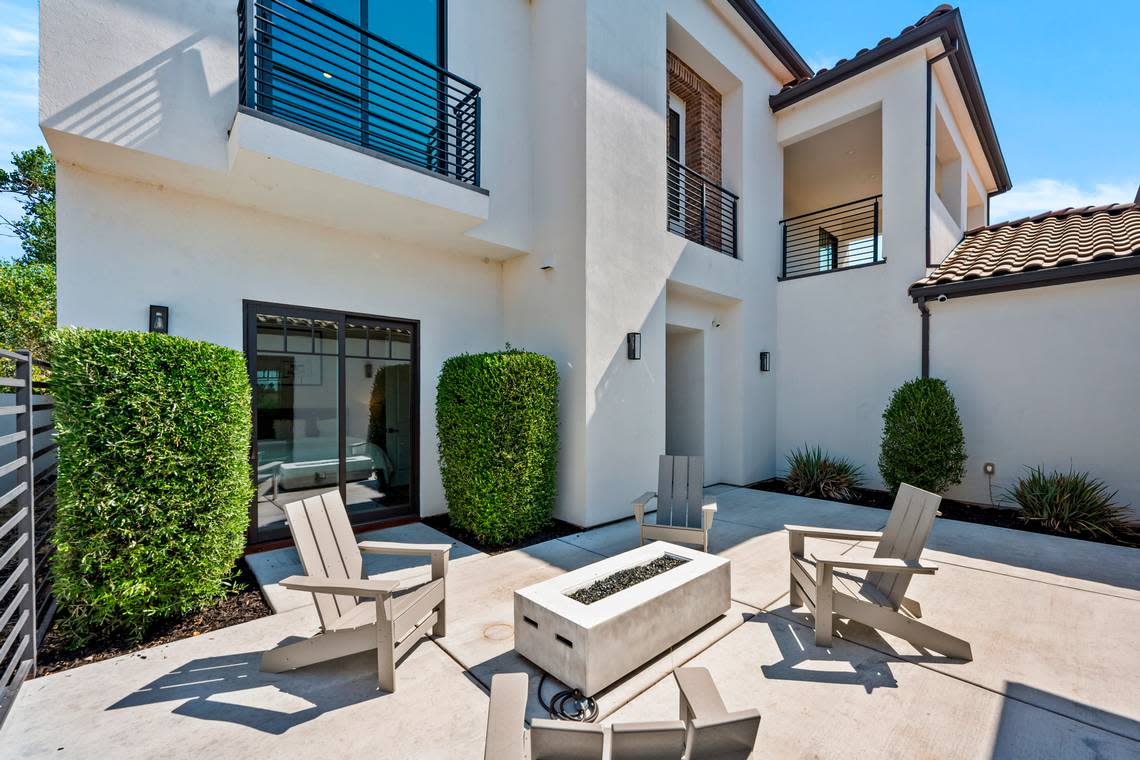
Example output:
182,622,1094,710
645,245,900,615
777,4,955,95
914,203,1140,289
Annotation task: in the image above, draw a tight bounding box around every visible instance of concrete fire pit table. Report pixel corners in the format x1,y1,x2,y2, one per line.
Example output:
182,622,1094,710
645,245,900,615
513,541,730,697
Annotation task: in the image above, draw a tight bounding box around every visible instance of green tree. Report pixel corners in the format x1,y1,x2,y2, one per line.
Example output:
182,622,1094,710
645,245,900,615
0,260,56,363
0,147,57,265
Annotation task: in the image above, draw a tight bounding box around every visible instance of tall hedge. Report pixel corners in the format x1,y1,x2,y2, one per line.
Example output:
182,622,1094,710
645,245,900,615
878,377,966,494
51,328,253,644
437,349,558,545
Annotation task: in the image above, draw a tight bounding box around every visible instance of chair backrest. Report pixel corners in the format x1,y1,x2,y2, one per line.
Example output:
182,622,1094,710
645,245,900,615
657,455,704,529
282,490,364,629
686,709,761,759
610,721,686,759
530,719,606,760
864,483,942,609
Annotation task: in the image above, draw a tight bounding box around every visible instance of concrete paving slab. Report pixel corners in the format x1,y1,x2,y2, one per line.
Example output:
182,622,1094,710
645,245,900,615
606,612,1140,759
1,606,489,759
787,541,1140,740
247,521,484,612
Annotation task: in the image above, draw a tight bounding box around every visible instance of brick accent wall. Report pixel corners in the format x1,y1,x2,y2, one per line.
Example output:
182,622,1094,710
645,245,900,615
666,51,722,183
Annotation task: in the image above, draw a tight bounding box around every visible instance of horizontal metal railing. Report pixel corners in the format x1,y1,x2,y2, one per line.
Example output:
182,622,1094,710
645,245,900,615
667,157,738,258
238,0,480,186
779,195,882,280
0,350,55,728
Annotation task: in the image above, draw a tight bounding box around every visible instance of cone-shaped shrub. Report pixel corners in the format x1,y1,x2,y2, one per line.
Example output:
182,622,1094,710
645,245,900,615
51,328,253,644
878,377,966,494
437,349,558,545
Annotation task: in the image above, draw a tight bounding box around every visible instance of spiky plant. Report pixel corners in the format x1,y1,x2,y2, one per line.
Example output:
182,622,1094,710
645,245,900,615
1004,466,1134,540
785,445,865,502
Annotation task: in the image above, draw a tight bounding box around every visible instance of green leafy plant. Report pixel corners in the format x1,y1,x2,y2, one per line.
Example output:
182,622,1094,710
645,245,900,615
0,146,56,265
51,328,253,645
436,348,558,545
879,377,966,494
784,445,865,501
1004,466,1134,540
0,260,56,371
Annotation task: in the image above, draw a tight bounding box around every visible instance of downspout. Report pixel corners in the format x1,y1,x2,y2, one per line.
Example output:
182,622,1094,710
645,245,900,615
916,297,931,378
925,38,959,268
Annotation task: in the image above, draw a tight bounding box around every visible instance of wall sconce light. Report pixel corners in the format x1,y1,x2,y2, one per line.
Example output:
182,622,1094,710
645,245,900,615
626,332,642,360
759,351,771,372
364,362,374,378
149,305,169,334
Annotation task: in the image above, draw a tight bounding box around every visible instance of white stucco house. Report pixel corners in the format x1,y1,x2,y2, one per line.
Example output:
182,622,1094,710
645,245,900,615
39,1,1140,545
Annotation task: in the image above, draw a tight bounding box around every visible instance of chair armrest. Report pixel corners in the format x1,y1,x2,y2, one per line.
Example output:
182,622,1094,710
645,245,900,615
279,575,400,598
785,525,883,541
633,491,657,523
484,673,528,760
811,554,939,574
702,502,717,513
675,667,728,719
357,541,452,580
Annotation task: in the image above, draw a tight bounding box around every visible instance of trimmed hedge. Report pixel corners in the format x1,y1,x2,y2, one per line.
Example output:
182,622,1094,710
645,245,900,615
51,328,253,644
878,377,966,494
436,349,558,545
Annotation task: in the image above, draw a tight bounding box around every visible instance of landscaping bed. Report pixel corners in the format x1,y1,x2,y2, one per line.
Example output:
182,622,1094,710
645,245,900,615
748,478,1138,549
568,555,689,604
423,513,580,555
37,558,271,676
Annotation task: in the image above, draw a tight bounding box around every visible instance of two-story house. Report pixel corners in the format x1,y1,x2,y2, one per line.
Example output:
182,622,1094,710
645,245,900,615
40,1,1016,546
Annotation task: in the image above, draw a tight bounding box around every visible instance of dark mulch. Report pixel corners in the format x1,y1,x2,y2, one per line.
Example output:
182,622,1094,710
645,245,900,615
36,558,272,676
568,555,689,605
422,514,581,555
748,478,1139,548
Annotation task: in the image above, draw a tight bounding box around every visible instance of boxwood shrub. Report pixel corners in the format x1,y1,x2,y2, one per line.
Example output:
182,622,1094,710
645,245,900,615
878,377,966,494
436,349,558,545
51,328,253,644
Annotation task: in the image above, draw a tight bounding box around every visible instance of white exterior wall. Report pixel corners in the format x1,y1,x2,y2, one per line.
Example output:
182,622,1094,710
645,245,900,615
55,165,504,517
930,279,1140,517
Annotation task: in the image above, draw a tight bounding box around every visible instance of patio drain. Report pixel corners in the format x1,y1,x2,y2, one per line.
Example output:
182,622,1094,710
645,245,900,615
483,623,513,641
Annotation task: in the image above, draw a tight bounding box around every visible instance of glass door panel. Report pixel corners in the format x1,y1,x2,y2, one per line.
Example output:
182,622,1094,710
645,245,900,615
246,304,418,544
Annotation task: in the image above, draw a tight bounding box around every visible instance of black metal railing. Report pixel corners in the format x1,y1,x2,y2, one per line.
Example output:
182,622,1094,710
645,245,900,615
238,0,481,186
0,350,55,728
667,157,738,257
779,195,881,280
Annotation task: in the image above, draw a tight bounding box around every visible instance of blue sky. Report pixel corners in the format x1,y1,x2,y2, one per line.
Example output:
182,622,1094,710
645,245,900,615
0,1,1136,259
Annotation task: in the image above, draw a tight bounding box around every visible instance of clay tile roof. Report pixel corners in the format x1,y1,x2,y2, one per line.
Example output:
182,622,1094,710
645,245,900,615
913,203,1140,291
776,5,955,95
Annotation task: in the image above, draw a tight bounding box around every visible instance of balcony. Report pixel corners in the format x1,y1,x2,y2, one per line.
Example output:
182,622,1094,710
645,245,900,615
237,0,480,187
779,195,882,280
666,157,738,258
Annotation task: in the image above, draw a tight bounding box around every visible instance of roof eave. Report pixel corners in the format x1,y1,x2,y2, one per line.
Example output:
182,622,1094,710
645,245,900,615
770,8,1011,194
725,0,813,82
909,255,1140,301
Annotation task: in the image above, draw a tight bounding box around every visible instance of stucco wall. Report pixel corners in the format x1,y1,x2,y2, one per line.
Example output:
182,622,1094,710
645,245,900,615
930,278,1140,516
55,165,505,517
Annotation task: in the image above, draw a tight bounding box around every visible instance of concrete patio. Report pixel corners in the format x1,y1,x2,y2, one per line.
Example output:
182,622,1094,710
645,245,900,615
3,487,1138,759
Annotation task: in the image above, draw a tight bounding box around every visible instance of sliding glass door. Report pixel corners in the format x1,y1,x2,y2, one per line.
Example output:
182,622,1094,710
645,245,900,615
245,302,418,545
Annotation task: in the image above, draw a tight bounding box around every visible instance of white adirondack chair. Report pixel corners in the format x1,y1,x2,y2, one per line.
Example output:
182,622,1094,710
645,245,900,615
633,456,716,552
484,669,759,759
785,483,972,660
260,490,450,691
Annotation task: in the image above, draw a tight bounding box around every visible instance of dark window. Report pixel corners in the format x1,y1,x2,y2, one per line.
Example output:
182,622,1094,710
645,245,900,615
667,107,681,161
819,228,839,270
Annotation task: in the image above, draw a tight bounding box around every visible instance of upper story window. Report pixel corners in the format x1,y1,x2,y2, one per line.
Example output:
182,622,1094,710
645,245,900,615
240,0,481,186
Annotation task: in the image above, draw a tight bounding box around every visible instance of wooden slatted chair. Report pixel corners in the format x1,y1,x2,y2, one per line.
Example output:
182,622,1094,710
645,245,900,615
785,483,972,660
675,667,761,760
260,490,450,691
633,456,716,552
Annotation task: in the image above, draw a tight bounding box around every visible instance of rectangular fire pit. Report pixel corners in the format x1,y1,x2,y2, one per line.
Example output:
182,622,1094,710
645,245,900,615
513,541,730,697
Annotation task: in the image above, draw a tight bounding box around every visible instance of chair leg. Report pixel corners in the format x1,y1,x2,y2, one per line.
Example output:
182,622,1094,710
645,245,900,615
814,565,834,646
900,596,922,618
261,627,376,673
376,619,396,693
432,598,447,637
788,572,803,608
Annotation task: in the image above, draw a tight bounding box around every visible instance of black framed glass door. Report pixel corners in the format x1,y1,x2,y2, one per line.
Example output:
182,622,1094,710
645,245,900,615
245,301,419,545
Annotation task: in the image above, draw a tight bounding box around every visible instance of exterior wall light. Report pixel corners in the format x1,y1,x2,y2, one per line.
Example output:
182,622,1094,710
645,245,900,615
627,332,642,360
759,351,771,372
149,305,169,334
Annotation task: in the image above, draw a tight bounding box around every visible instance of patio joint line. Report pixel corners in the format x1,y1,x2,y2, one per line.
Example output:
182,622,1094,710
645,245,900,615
760,606,1140,745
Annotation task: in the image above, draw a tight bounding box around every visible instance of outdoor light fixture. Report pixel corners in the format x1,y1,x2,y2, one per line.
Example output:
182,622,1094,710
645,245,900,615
149,305,169,334
364,362,374,379
759,351,770,372
627,332,642,360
